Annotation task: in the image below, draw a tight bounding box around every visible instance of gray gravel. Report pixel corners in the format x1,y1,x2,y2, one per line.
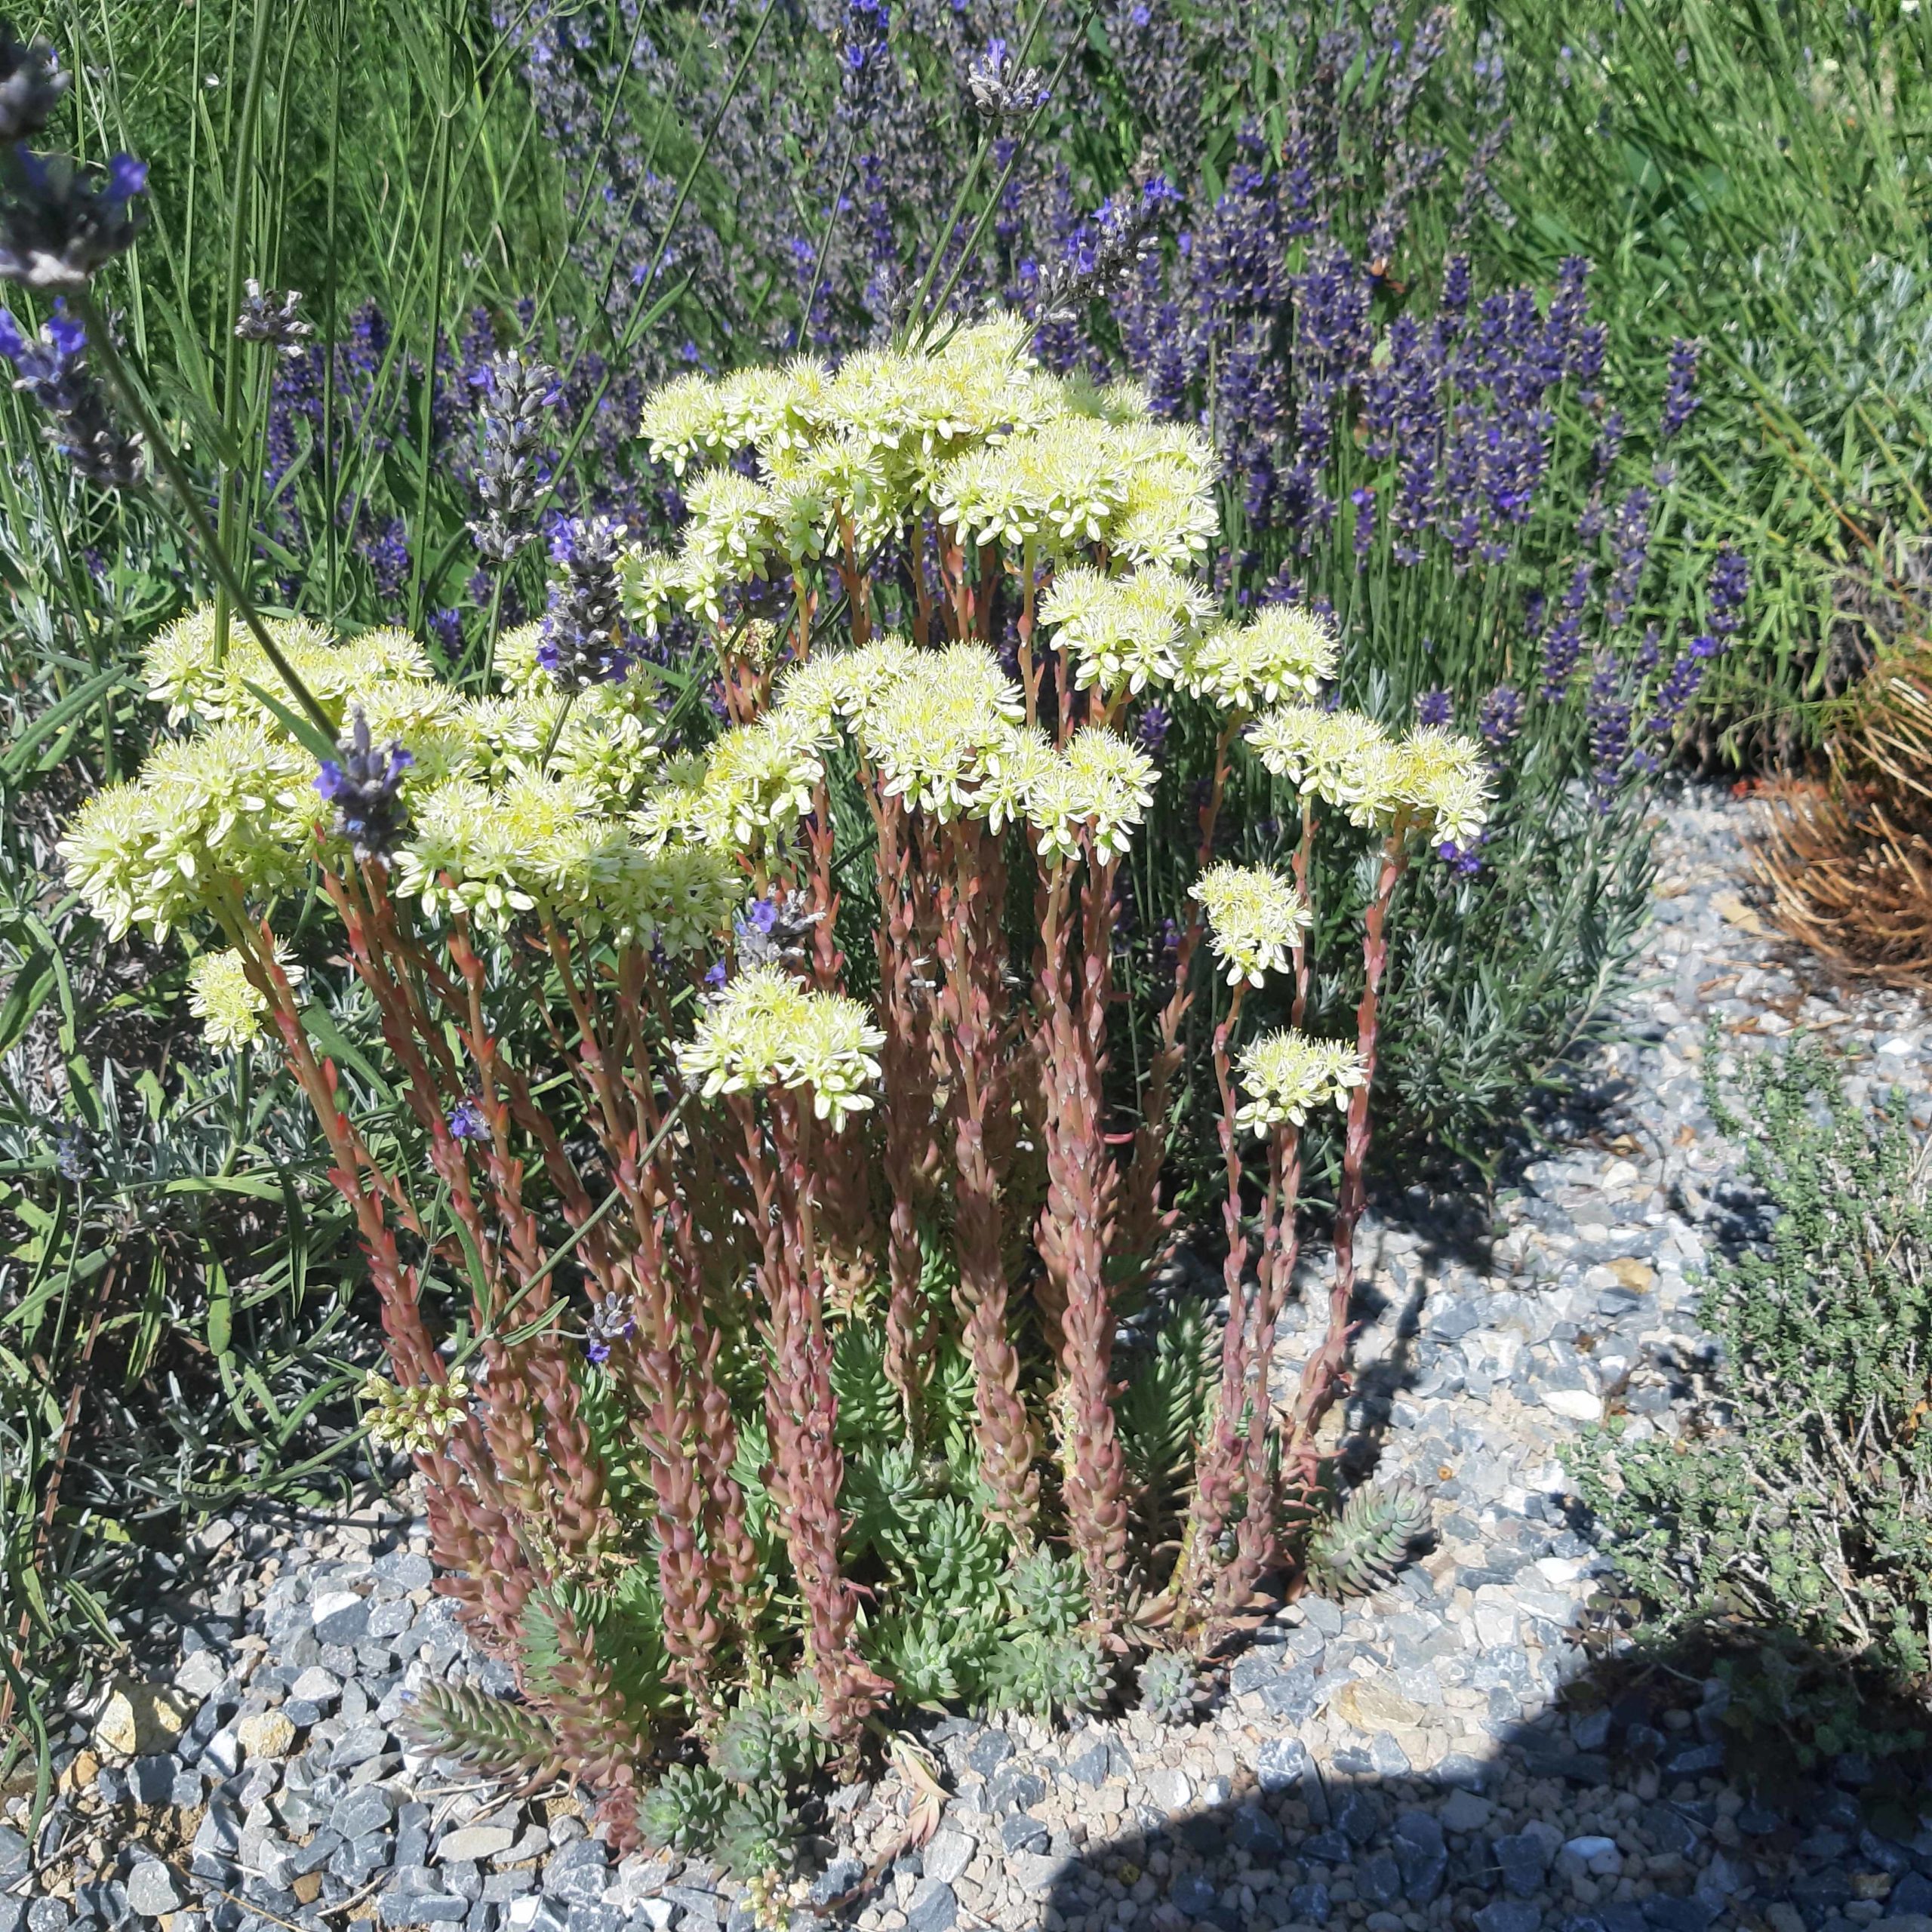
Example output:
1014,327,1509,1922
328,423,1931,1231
12,783,1932,1932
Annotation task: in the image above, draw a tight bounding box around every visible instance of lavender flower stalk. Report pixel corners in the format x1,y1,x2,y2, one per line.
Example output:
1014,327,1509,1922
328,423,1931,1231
469,349,560,566
0,302,142,489
540,515,630,690
316,707,414,863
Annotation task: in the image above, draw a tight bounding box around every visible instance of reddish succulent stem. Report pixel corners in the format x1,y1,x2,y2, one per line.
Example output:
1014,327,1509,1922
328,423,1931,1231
1035,848,1128,1611
1282,818,1410,1510
734,1092,887,1739
935,817,1039,1538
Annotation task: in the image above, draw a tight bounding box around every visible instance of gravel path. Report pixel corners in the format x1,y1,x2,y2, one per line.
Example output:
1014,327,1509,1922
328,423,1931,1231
11,783,1932,1932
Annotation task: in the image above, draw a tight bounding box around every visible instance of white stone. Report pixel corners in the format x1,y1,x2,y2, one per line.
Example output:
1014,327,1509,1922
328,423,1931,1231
1541,1387,1604,1422
1535,1556,1585,1586
174,1649,228,1700
1472,1602,1518,1650
507,1899,542,1929
438,1824,518,1863
921,1831,974,1887
1879,1035,1915,1057
1145,1766,1191,1814
1601,1160,1640,1189
126,1860,183,1916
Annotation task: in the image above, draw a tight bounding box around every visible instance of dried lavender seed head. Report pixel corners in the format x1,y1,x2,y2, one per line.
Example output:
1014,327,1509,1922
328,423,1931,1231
469,349,561,565
233,278,312,356
539,514,630,690
967,37,1051,121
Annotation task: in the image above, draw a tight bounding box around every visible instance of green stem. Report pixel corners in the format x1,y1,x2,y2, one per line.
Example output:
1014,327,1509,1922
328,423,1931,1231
75,292,334,741
211,0,276,667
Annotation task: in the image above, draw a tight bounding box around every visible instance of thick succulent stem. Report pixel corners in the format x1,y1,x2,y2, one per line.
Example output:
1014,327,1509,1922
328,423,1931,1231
936,817,1040,1539
736,1094,887,1739
1282,820,1409,1512
1035,851,1128,1611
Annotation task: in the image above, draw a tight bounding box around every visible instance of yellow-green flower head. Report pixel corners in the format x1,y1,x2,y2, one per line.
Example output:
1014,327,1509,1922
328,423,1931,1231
1040,563,1214,700
1186,606,1340,713
640,371,731,476
616,547,681,638
759,467,834,564
362,1367,472,1454
1235,1030,1367,1135
1190,860,1312,987
930,441,1041,549
394,771,599,923
775,635,921,740
1246,704,1401,828
1017,417,1131,549
188,944,303,1051
142,603,335,724
143,605,432,732
693,710,824,850
60,725,318,939
1394,727,1493,845
550,706,665,810
715,361,835,460
633,755,711,849
977,722,1057,835
611,840,747,957
1109,457,1220,568
1027,727,1157,865
678,963,884,1131
854,645,1025,820
684,469,782,580
1059,371,1155,425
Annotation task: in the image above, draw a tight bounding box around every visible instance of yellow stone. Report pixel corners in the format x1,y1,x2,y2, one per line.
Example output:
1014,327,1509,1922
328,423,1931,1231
235,1709,297,1762
94,1678,195,1756
1609,1257,1655,1294
1335,1680,1424,1730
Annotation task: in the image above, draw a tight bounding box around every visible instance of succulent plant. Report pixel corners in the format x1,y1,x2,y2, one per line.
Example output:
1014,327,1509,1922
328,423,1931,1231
638,1763,731,1854
401,1680,563,1780
1306,1477,1434,1597
714,1784,798,1881
1135,1648,1198,1725
983,1631,1110,1721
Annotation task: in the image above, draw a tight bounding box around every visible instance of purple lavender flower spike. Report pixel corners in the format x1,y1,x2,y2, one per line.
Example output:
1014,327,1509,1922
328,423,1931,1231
1659,337,1700,440
1478,682,1524,749
1706,545,1748,639
1416,687,1454,729
539,513,631,690
448,1097,489,1142
1585,654,1632,810
0,299,141,488
316,706,414,864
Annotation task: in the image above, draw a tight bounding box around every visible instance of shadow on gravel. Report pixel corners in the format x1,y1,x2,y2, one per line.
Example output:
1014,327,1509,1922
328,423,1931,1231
1020,1622,1932,1932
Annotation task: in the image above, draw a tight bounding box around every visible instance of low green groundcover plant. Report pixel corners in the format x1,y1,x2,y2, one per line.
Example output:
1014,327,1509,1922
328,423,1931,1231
62,320,1490,1863
1567,1038,1932,1767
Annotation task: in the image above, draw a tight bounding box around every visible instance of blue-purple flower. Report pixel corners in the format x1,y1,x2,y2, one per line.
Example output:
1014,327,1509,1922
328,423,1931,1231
448,1097,489,1142
316,707,414,864
1659,337,1700,440
0,300,141,488
1477,682,1524,749
1416,687,1454,729
539,514,631,690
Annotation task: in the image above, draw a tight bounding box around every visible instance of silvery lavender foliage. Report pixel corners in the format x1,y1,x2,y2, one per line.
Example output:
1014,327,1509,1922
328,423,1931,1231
468,350,561,566
0,302,143,490
0,149,146,290
233,280,312,357
0,20,64,140
539,514,630,690
316,708,414,865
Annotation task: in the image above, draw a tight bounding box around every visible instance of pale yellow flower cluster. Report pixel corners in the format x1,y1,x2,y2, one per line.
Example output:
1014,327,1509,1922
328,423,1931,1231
1190,862,1312,988
1183,605,1339,713
626,320,1220,644
363,1368,472,1454
677,963,884,1130
1234,1031,1367,1134
186,944,303,1051
1246,705,1492,844
1040,564,1217,701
